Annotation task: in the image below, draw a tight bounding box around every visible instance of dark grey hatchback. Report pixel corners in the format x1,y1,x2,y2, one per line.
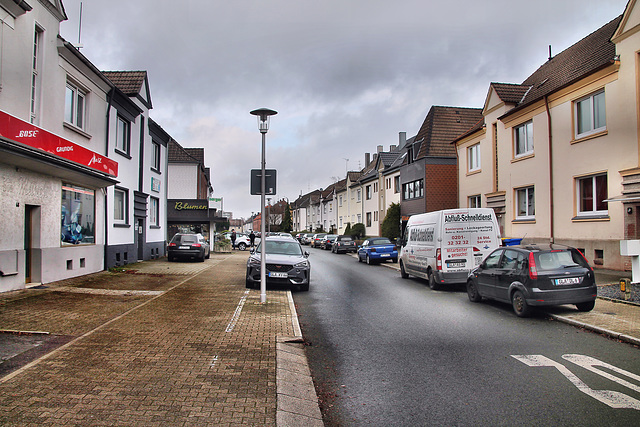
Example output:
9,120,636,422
466,244,597,317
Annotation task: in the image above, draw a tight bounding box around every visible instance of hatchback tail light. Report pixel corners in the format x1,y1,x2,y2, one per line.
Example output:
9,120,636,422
436,248,442,270
528,252,538,279
168,243,176,247
192,243,202,247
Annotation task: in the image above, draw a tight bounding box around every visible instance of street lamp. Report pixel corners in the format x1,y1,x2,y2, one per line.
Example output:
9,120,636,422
250,108,277,304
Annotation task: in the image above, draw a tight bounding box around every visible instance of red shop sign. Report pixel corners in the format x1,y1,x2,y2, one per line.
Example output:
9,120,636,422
0,110,118,177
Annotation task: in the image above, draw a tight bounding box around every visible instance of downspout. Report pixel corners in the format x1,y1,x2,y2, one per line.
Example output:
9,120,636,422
104,89,113,269
545,96,554,244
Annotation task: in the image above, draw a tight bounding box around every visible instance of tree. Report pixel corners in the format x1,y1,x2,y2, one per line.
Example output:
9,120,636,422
281,204,293,233
351,223,365,240
344,222,352,236
381,202,401,241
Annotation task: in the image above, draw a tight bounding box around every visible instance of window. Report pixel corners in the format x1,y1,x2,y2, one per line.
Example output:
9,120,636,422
514,121,533,157
575,90,606,138
402,179,423,201
61,184,95,245
339,195,343,207
366,212,372,227
577,174,607,216
366,185,372,200
374,182,378,193
114,187,128,224
115,115,130,154
64,83,86,130
150,197,159,226
469,195,481,208
468,143,480,172
152,141,161,171
516,186,535,220
31,26,43,124
357,189,361,202
394,176,400,193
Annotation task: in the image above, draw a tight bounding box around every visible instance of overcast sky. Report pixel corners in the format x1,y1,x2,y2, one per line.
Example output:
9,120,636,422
59,0,628,219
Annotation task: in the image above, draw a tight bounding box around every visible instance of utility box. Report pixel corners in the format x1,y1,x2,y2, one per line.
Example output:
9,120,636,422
620,240,640,284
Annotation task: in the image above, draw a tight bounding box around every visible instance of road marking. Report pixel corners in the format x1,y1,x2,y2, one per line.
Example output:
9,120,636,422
226,290,250,332
512,354,640,410
562,354,640,393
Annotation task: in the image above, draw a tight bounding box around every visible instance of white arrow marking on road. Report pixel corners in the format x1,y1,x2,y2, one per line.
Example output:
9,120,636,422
563,354,640,394
512,354,640,410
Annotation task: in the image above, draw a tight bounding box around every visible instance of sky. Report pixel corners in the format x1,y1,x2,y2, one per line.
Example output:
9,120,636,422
59,0,628,220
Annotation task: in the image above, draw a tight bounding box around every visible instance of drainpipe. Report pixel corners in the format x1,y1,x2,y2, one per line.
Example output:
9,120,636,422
545,96,554,244
104,90,113,269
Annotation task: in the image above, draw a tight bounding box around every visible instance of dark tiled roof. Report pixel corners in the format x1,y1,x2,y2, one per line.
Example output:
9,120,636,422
491,83,531,104
505,15,622,117
415,106,484,158
347,171,362,184
102,71,147,95
184,148,205,165
334,178,347,192
168,139,201,163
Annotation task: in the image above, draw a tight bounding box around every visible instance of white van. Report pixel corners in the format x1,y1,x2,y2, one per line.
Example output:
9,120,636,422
399,208,501,289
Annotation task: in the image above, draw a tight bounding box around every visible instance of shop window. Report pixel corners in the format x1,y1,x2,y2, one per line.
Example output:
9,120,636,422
61,183,95,245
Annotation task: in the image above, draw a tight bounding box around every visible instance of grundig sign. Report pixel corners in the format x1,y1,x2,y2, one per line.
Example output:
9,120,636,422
174,201,208,211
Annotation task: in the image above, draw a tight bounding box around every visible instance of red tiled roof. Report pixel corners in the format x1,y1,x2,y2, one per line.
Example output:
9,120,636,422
491,83,531,104
102,70,147,95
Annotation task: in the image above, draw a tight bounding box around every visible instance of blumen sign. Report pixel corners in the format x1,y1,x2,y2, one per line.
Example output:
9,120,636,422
0,110,118,177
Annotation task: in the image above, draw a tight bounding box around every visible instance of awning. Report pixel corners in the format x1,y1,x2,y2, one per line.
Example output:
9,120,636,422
603,195,640,203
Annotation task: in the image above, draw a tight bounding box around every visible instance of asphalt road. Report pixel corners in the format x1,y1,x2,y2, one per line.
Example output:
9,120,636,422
294,247,640,426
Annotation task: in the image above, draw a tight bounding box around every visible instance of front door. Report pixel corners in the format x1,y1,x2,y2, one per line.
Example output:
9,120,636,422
137,218,145,261
24,205,35,283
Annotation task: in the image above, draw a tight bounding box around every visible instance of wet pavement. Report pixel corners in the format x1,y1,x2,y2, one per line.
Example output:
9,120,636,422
0,252,320,426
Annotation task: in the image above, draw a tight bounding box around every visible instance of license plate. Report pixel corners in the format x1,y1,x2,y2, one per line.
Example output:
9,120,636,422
269,272,288,278
179,246,190,249
556,277,580,285
447,262,465,268
381,254,390,257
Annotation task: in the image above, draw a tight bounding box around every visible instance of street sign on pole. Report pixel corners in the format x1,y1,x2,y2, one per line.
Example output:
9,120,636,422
250,169,277,195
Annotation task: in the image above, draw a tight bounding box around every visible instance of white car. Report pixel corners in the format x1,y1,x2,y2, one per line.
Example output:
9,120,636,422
220,232,259,251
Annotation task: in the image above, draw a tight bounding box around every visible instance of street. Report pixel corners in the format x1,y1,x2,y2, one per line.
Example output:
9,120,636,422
294,248,640,426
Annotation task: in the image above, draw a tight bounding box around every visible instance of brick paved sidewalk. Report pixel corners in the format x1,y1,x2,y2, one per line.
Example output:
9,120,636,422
0,253,300,426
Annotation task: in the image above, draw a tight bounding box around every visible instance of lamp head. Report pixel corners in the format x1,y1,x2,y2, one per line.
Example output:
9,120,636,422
250,108,278,133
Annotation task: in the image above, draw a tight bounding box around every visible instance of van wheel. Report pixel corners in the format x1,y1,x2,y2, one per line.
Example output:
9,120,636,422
400,262,409,279
467,280,482,302
512,290,531,317
428,273,441,290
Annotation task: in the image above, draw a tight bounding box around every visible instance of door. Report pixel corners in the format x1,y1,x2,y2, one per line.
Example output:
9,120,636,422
137,218,145,261
476,248,504,298
494,249,526,302
24,205,36,283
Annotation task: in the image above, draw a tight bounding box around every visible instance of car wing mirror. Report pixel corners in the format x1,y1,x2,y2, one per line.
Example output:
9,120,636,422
304,251,310,258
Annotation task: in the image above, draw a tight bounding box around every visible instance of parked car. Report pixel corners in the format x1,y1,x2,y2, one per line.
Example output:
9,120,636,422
321,234,338,250
220,232,258,250
167,233,210,262
357,237,398,264
311,233,327,248
332,235,357,254
245,236,311,291
301,233,314,245
466,244,597,317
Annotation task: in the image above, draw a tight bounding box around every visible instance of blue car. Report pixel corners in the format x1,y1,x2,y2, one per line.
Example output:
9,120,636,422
357,237,398,265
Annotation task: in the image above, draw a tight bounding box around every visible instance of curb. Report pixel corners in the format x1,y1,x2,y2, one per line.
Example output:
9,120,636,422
276,292,323,426
548,314,640,347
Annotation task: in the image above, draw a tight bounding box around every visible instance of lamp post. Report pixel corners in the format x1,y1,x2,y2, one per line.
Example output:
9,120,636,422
250,108,277,304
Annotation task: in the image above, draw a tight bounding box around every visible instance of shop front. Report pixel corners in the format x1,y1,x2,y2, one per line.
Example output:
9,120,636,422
167,199,214,243
0,111,118,292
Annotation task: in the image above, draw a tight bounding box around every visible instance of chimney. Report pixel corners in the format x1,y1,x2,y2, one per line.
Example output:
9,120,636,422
390,144,397,151
365,153,371,167
399,131,407,147
377,145,383,153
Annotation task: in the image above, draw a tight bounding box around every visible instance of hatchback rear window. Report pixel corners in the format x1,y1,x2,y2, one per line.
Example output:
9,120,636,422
536,250,589,271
